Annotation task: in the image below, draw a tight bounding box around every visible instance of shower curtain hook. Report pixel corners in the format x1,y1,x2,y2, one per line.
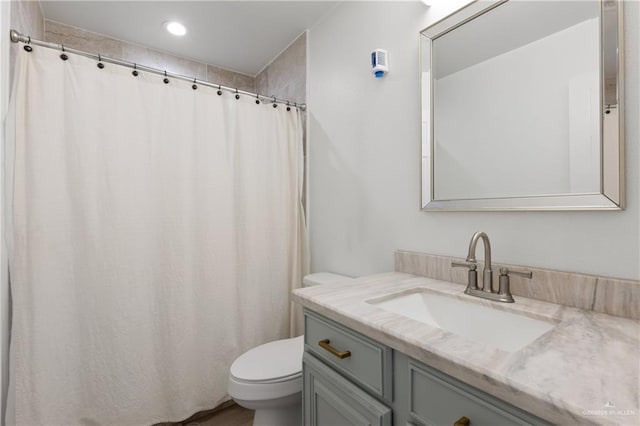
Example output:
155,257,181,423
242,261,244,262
255,94,261,105
60,45,68,61
286,101,291,111
24,36,32,52
132,63,138,77
97,54,104,69
163,71,169,84
272,96,278,108
235,89,240,100
217,85,222,96
192,78,197,90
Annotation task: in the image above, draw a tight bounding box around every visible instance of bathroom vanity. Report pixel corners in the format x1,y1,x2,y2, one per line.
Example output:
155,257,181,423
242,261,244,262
303,310,549,426
293,273,640,425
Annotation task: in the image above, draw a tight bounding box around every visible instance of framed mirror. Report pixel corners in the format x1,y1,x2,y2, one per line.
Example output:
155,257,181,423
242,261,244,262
421,0,624,211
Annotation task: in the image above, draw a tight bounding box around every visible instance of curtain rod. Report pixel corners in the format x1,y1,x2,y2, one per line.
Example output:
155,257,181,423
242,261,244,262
9,29,306,111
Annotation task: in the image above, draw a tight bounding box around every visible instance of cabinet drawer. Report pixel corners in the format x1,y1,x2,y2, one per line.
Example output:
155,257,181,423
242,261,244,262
304,352,392,426
304,310,392,401
408,360,549,426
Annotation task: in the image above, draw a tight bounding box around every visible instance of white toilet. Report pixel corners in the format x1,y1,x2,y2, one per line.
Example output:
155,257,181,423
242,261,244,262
228,273,352,426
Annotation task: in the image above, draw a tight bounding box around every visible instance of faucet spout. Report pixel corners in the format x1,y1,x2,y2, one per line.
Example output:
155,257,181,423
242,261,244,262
466,231,493,292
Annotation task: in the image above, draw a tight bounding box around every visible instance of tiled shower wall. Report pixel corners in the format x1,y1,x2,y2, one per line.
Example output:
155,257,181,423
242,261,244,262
9,2,307,105
255,32,307,106
41,22,307,106
43,20,256,92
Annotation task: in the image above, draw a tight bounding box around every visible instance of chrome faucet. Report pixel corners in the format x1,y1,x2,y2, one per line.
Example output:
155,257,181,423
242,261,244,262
452,231,531,303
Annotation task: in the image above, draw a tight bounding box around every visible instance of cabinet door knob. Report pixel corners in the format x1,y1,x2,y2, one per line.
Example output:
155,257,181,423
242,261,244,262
318,339,351,359
454,416,470,426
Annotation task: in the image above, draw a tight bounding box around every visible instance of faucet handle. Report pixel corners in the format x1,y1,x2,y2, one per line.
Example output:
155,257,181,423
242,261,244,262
499,267,532,279
452,261,479,291
451,261,477,270
497,267,532,303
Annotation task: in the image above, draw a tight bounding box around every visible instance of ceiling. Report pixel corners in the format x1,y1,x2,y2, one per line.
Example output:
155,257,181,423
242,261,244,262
40,1,340,76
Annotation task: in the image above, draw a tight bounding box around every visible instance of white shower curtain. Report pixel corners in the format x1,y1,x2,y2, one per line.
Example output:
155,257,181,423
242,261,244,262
5,47,307,425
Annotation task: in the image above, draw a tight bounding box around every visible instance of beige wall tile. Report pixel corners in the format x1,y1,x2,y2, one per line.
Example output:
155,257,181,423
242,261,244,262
254,68,269,95
42,21,259,86
122,44,207,81
501,265,597,311
31,20,304,104
206,64,254,93
594,278,640,320
394,251,469,285
44,20,123,60
261,32,306,104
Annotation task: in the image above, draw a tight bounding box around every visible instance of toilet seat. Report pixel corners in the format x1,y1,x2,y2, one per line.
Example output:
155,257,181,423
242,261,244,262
228,372,302,402
230,335,304,383
231,370,302,385
228,336,304,402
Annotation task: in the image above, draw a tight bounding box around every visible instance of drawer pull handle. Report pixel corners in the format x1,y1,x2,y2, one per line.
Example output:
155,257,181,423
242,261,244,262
318,339,351,359
454,416,470,426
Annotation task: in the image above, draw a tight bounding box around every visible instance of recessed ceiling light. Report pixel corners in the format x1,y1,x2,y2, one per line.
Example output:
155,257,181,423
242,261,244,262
164,21,186,36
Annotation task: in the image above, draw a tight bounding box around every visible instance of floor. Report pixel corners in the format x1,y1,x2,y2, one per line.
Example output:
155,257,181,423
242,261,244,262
187,404,254,426
158,403,255,426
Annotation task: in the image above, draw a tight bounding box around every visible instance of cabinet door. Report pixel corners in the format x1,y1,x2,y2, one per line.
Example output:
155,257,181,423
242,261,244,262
407,360,550,426
304,353,392,426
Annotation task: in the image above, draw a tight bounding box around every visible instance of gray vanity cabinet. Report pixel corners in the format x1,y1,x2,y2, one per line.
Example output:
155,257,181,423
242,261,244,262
403,355,549,426
303,309,550,426
303,310,393,426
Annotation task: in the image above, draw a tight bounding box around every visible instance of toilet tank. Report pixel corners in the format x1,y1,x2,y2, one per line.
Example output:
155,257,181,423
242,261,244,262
303,272,353,287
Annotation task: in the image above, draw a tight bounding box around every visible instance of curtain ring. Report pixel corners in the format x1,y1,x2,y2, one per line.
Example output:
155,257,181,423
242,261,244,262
192,78,197,90
97,54,104,69
255,94,260,105
60,45,68,61
163,71,169,84
132,63,139,77
272,96,278,108
235,88,240,100
217,85,222,96
286,101,291,111
23,36,32,52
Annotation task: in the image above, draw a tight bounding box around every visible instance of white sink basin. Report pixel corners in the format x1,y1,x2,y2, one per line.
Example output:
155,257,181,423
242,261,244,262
368,290,554,352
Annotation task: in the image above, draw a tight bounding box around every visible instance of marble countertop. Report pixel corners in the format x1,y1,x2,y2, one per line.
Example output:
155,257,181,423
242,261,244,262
292,272,640,425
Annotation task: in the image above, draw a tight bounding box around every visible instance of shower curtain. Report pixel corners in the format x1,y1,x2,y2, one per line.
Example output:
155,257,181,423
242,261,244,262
5,46,307,425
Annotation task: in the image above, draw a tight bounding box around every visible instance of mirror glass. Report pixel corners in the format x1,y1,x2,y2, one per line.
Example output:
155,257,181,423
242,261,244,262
421,0,623,211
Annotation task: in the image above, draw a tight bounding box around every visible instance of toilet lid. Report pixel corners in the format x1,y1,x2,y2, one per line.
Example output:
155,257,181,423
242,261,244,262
230,335,304,383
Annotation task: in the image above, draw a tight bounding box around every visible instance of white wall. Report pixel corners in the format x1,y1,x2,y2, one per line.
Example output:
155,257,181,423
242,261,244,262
308,1,640,280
